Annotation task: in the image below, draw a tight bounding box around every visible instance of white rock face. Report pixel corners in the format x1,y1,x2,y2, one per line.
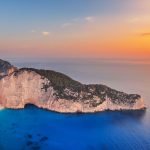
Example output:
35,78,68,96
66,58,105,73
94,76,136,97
45,97,146,113
0,71,56,109
0,70,146,113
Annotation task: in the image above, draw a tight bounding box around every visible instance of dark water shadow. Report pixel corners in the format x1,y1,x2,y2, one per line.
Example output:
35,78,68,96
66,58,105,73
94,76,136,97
118,109,146,120
24,104,146,119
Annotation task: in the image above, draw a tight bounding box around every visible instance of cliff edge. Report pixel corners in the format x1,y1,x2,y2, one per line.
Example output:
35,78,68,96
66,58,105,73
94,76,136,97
0,59,146,113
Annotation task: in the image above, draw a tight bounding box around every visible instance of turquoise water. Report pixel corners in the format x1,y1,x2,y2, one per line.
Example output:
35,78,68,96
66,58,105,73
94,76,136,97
0,58,150,150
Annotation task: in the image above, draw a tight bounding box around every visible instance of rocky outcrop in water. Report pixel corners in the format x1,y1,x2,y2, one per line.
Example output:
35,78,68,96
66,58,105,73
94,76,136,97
0,59,146,113
0,59,17,79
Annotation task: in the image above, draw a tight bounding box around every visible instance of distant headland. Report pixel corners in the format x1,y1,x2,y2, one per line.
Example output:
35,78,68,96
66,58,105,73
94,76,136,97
0,59,146,113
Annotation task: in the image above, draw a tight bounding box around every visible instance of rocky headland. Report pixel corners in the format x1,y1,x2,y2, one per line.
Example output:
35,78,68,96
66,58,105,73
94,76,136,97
0,59,146,113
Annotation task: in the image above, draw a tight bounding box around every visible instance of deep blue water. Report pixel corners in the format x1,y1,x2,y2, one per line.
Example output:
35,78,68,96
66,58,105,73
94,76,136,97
0,105,150,150
0,58,150,150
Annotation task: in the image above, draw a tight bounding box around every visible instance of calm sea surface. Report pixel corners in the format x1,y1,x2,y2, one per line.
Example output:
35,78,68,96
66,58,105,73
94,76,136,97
0,58,150,150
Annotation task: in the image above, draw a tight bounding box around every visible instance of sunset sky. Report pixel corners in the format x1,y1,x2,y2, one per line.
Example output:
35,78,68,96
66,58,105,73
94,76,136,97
0,0,150,58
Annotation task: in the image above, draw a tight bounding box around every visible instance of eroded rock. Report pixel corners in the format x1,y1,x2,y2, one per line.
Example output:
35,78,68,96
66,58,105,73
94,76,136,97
0,59,146,113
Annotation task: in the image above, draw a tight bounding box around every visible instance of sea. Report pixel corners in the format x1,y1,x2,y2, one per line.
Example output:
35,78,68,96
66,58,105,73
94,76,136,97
0,58,150,150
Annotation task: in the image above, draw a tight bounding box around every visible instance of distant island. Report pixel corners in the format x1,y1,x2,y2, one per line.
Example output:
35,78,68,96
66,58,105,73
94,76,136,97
0,59,146,113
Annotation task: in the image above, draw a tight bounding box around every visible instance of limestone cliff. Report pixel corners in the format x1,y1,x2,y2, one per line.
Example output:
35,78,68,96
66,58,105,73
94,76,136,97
0,59,146,113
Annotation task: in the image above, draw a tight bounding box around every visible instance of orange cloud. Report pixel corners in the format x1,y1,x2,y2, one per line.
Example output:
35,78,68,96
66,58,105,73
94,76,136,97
140,32,150,37
41,31,50,36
